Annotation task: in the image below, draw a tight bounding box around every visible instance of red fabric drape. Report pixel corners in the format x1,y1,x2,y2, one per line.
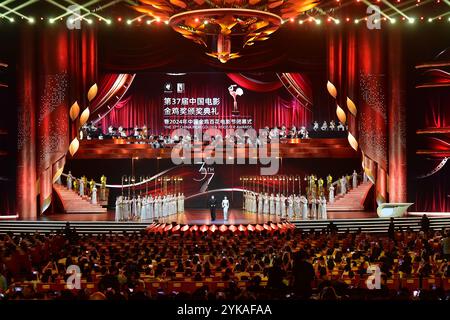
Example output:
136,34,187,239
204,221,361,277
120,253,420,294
100,73,311,134
226,73,283,92
415,164,450,212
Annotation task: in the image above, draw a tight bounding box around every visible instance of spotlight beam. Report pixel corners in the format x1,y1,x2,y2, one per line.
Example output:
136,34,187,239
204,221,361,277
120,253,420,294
381,0,410,19
0,0,38,20
63,0,106,21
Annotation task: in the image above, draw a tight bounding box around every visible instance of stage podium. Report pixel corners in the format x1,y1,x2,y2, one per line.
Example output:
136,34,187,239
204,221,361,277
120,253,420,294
376,203,414,218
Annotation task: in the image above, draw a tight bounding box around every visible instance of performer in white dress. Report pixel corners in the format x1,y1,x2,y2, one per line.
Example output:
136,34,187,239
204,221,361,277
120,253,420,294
263,193,269,214
280,194,287,218
294,195,301,218
115,196,122,221
287,196,294,219
257,193,263,214
67,171,73,190
140,196,147,220
340,176,347,195
269,193,275,215
91,185,97,204
123,197,129,221
79,178,85,196
329,185,335,203
317,197,323,220
310,197,317,220
222,196,230,220
300,196,308,220
275,194,281,216
352,170,358,189
320,196,327,220
148,196,154,220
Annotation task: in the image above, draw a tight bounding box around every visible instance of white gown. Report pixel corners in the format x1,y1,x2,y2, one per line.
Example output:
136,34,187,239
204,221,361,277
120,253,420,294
91,187,97,204
257,194,263,214
263,195,269,214
287,197,294,219
269,195,275,215
275,195,280,216
67,175,72,190
222,199,230,220
280,195,287,217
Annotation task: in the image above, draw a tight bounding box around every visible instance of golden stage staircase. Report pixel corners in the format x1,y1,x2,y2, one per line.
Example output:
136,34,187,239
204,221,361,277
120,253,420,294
53,184,107,214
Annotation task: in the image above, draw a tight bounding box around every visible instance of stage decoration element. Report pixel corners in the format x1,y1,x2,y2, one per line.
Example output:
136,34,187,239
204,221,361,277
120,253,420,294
347,132,358,151
228,84,243,114
416,157,448,179
134,0,320,63
336,104,347,124
346,97,357,116
219,224,228,232
69,138,79,157
326,80,337,98
229,225,238,232
210,224,218,232
200,224,209,232
79,107,90,126
87,83,98,102
146,222,295,234
190,225,199,231
181,224,190,231
69,101,80,121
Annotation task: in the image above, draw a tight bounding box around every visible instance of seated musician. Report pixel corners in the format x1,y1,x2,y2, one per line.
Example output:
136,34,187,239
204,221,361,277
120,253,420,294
321,121,328,131
288,126,297,138
141,125,148,139
104,125,116,139
312,121,319,131
117,126,127,138
279,125,287,138
87,122,101,139
329,120,336,131
337,122,345,131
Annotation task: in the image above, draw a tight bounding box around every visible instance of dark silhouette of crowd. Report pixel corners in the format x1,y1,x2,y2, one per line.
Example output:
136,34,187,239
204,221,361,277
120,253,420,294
0,225,449,301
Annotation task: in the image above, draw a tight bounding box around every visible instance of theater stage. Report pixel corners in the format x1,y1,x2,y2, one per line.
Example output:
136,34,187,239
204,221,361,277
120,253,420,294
37,209,377,223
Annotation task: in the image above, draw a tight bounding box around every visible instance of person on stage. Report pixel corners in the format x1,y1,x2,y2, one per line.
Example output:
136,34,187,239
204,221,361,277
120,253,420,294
91,185,97,205
67,171,73,190
263,193,269,215
310,197,317,220
294,195,301,218
287,195,294,220
79,178,85,197
329,184,335,203
300,196,308,220
269,193,275,215
320,196,328,220
257,193,263,214
148,195,154,220
352,170,358,189
208,195,218,221
280,194,287,218
340,176,347,195
222,196,230,221
275,194,281,216
115,196,122,222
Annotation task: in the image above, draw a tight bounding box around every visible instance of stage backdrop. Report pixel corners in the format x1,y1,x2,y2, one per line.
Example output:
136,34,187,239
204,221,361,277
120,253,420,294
99,73,312,133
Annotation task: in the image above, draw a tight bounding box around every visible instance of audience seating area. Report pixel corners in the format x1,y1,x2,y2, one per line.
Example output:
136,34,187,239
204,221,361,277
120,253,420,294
1,226,449,300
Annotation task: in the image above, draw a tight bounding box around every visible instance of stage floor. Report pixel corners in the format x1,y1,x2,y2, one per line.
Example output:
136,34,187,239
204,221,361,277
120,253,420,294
38,209,378,223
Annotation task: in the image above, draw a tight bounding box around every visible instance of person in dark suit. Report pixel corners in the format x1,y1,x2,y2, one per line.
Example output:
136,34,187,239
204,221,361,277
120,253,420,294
208,195,218,221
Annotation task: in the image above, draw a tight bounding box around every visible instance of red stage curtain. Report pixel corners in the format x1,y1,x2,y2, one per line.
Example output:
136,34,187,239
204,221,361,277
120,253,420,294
415,164,450,212
226,73,283,92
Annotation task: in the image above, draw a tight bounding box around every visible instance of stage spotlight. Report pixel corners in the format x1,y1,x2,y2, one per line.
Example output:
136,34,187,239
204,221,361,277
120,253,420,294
298,20,303,24
49,18,54,24
335,19,340,24
428,18,433,22
315,19,321,25
87,19,93,24
390,18,396,24
146,20,151,25
408,18,415,24
165,20,169,25
126,19,132,25
28,17,35,24
106,19,112,25
354,19,359,24
204,20,208,25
